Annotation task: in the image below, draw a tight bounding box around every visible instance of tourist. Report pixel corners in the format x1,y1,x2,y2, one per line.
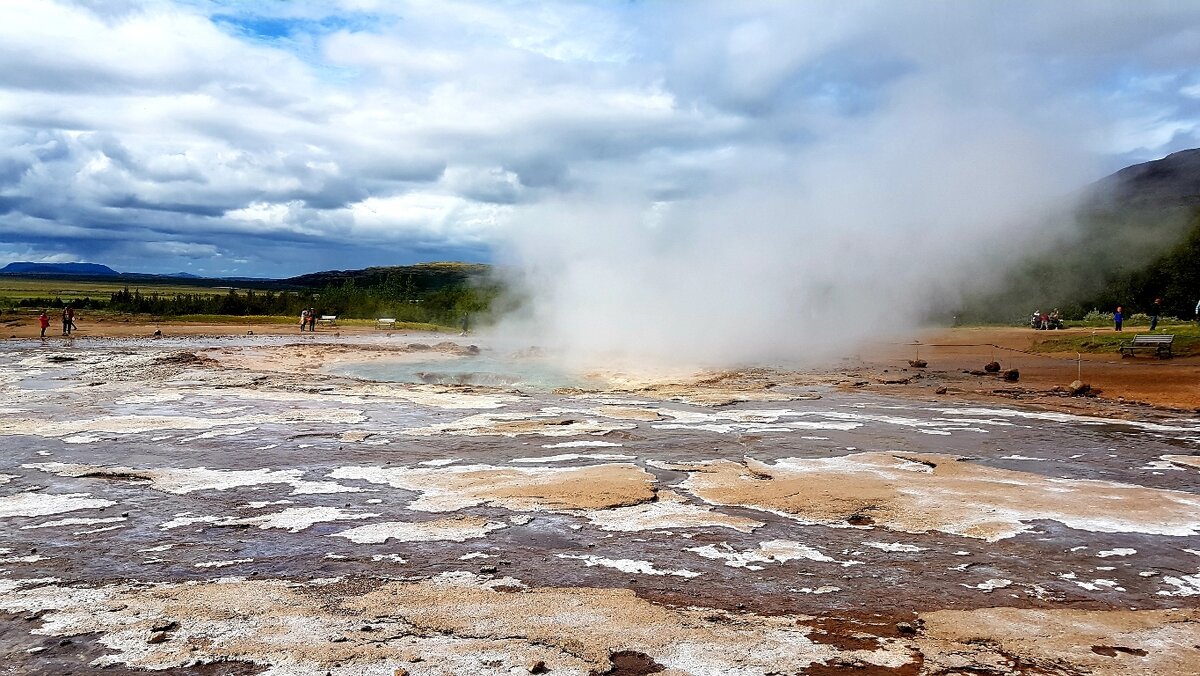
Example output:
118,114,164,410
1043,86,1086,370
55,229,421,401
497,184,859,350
1150,297,1162,331
460,312,470,336
299,308,309,332
60,308,70,336
38,310,49,339
1114,305,1123,332
307,308,317,331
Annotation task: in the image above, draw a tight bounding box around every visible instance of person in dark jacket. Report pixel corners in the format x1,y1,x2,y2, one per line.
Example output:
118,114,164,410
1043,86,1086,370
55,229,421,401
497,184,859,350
1149,298,1162,331
1114,306,1123,332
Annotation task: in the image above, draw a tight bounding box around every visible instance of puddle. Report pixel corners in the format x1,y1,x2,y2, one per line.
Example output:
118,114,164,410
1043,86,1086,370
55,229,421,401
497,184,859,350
330,354,598,390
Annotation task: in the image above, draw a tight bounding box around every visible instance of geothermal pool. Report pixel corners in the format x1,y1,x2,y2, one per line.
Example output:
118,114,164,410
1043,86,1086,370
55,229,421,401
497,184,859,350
330,353,598,390
0,336,1198,675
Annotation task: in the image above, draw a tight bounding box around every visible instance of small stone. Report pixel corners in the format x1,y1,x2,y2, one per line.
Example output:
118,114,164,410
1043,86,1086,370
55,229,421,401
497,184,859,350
150,620,177,633
984,361,1001,373
896,621,917,635
147,631,169,644
934,387,948,395
1001,369,1019,382
480,566,497,574
331,636,348,643
400,648,423,662
57,638,72,647
1068,380,1091,396
393,668,409,676
526,658,548,673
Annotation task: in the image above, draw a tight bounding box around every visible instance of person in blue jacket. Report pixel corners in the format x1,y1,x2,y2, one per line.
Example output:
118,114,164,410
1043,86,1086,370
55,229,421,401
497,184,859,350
1114,306,1123,332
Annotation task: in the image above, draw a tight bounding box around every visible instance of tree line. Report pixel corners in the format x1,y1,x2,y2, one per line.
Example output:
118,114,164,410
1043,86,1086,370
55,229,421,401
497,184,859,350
8,272,503,327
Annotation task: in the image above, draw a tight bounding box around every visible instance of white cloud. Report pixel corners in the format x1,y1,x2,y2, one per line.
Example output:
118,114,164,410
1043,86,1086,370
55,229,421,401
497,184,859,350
0,0,1195,282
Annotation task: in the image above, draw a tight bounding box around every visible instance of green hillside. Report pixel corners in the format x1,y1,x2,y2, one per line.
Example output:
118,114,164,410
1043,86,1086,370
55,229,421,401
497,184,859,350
961,149,1200,322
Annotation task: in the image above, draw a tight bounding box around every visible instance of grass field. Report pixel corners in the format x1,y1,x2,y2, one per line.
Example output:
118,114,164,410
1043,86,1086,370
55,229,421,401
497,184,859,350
0,277,231,302
1032,324,1200,357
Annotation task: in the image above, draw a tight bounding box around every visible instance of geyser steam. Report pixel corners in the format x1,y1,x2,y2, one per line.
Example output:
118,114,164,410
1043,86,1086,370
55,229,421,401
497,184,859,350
493,1,1106,368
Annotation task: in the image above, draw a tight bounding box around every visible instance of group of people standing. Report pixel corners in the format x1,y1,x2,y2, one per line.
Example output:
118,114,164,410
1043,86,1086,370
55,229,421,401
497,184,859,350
1113,297,1200,331
37,307,75,338
298,308,318,331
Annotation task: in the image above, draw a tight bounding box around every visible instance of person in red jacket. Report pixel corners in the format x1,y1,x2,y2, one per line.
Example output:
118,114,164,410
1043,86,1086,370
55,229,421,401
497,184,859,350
38,310,50,338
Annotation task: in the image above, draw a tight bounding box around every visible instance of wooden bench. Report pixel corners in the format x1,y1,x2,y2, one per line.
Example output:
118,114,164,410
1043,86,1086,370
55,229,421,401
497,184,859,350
1119,334,1173,358
316,315,337,327
374,318,396,329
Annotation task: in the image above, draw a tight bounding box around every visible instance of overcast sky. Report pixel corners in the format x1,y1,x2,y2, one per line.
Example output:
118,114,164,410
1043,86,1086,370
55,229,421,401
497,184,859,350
2,0,1200,277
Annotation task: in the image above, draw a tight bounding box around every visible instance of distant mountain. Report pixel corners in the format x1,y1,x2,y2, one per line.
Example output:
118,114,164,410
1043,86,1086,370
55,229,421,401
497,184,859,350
166,271,202,279
0,261,119,276
1087,148,1200,211
963,148,1200,321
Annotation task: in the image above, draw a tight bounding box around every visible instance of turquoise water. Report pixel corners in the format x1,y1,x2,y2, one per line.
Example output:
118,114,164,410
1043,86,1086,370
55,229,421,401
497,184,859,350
330,356,595,390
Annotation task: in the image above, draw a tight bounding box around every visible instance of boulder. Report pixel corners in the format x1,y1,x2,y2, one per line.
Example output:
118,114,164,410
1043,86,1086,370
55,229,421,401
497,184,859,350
1001,369,1019,382
1068,380,1091,396
984,361,1001,373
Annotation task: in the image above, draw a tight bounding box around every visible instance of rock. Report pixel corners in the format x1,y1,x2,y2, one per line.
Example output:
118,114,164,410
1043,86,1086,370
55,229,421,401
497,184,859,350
968,370,987,376
393,668,409,676
479,566,497,574
934,387,948,395
400,648,423,663
983,361,1001,373
147,631,168,644
907,359,927,368
1069,380,1091,396
150,620,177,633
896,621,917,635
246,330,254,335
152,329,162,337
1001,369,1019,382
846,513,874,526
526,659,548,673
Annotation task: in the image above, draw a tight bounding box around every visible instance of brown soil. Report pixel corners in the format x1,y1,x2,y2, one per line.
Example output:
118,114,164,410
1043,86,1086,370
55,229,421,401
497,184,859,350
854,326,1200,412
0,315,430,339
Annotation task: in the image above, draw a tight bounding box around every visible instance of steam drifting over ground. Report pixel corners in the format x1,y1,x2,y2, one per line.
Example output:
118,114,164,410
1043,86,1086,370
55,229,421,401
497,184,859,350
490,4,1138,368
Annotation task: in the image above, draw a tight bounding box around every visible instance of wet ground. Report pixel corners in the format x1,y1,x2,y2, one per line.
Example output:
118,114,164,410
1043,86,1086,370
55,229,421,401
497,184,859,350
1,335,1198,675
